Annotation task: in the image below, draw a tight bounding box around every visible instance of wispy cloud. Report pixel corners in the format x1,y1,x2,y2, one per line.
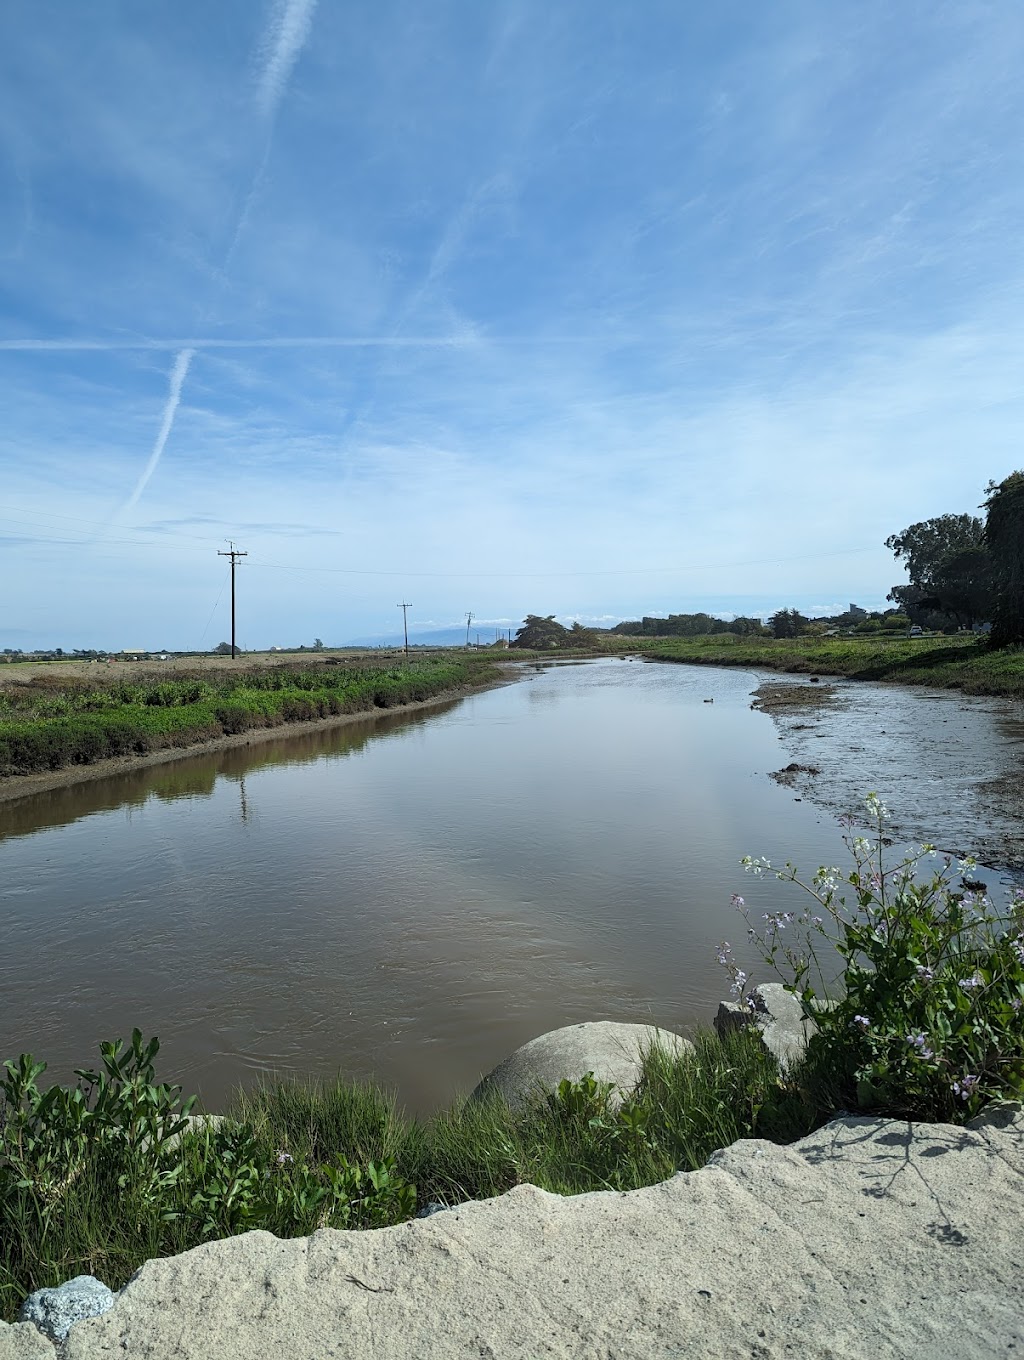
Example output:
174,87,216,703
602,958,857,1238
120,348,195,514
0,335,581,352
228,1,318,270
255,0,318,122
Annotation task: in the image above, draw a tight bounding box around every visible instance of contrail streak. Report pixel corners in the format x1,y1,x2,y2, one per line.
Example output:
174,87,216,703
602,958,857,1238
256,0,317,121
122,348,195,513
226,0,316,263
0,335,587,351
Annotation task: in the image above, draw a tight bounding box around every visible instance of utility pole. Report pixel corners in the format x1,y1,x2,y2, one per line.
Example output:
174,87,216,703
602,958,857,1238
217,543,247,658
465,612,473,648
397,602,411,662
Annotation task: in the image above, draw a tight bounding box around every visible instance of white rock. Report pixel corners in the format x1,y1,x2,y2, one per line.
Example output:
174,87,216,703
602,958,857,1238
715,982,817,1070
471,1020,694,1110
56,1104,1023,1360
0,1320,55,1359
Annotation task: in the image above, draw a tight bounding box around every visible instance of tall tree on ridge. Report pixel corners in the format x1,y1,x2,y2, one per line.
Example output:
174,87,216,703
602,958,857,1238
985,471,1024,647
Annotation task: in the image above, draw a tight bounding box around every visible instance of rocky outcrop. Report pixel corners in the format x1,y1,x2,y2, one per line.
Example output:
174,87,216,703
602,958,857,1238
3,1103,1013,1360
470,1021,694,1110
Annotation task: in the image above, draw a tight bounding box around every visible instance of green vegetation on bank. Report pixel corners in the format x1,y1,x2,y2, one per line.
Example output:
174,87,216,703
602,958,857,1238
0,657,498,777
0,1026,807,1320
639,633,1024,698
3,798,1022,1321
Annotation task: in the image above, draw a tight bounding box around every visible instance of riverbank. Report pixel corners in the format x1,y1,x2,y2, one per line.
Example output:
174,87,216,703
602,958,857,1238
0,655,511,806
638,634,1024,698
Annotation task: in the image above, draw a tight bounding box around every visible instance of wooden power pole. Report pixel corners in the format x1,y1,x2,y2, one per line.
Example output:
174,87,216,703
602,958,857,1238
397,602,411,662
217,543,247,658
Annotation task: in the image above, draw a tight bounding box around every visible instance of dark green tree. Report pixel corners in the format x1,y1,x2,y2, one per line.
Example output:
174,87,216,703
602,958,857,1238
885,513,993,630
984,471,1024,647
566,621,598,648
927,546,995,629
510,615,570,649
885,514,985,585
769,608,808,639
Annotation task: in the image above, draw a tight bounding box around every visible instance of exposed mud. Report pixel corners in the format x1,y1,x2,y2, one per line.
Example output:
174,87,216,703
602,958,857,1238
751,681,842,713
754,674,1024,873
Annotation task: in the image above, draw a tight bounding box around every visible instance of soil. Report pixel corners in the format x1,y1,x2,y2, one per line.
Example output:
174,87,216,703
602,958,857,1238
750,681,844,713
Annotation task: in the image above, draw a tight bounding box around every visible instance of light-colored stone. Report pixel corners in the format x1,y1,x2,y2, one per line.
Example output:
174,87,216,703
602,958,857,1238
715,982,817,1070
51,1103,1023,1360
17,1277,115,1347
471,1020,694,1110
0,1321,56,1359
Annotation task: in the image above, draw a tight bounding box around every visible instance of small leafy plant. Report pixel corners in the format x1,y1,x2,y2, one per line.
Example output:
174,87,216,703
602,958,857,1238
0,1030,195,1219
719,793,1024,1121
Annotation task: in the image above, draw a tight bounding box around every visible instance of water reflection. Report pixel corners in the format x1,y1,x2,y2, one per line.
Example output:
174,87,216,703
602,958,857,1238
0,700,462,843
0,660,1017,1117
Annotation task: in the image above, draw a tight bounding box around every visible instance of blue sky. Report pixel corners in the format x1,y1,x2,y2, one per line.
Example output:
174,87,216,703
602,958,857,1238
2,1,1022,649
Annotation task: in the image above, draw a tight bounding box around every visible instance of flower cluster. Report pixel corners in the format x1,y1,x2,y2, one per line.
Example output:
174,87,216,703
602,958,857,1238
720,792,1024,1122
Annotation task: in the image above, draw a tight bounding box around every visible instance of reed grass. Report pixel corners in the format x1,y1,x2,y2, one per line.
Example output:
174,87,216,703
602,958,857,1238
633,634,1024,697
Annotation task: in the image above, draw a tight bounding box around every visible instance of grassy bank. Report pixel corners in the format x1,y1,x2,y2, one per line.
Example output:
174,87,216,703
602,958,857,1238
0,1027,810,1320
0,656,499,776
636,634,1024,698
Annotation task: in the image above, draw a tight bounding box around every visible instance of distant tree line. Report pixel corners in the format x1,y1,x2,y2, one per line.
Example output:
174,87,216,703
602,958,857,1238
610,613,765,638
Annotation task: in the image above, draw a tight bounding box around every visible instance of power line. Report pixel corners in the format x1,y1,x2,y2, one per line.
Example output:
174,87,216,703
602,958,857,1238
0,513,885,582
245,544,881,581
197,566,230,651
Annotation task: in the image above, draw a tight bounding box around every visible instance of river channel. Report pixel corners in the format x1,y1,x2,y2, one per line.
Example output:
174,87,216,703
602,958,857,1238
0,657,1019,1115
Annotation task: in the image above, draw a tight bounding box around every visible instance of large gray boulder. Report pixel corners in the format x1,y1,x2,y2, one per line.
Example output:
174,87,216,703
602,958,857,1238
714,982,816,1071
17,1275,116,1344
42,1104,1023,1360
471,1021,694,1110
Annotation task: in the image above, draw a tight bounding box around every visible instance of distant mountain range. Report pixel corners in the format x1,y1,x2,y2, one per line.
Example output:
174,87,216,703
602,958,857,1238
340,625,514,648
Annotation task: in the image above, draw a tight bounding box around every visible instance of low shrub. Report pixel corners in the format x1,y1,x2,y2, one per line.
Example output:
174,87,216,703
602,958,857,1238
719,794,1024,1122
0,660,480,775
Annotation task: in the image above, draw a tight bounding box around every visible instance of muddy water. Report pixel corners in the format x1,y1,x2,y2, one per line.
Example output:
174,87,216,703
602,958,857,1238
0,658,1019,1115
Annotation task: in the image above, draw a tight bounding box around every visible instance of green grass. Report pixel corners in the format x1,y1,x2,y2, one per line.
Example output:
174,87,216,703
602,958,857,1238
0,657,500,776
632,634,1024,698
0,1027,821,1319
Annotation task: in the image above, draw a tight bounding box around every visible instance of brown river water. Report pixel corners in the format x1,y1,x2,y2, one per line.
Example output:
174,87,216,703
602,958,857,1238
0,657,1020,1115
